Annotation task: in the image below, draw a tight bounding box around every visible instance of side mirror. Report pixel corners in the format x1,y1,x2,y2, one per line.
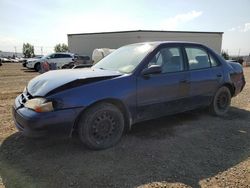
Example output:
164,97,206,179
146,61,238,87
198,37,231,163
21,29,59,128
141,65,162,76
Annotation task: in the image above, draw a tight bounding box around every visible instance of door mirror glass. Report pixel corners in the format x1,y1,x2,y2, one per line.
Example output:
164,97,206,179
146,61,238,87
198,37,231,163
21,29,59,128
141,65,162,76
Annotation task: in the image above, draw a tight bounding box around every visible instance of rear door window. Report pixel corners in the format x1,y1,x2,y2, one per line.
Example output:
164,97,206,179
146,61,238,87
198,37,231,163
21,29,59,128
54,54,61,58
185,47,211,70
62,54,72,58
49,54,55,59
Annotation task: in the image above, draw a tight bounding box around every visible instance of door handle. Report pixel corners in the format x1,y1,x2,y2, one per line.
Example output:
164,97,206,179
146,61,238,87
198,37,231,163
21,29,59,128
217,74,222,78
180,80,190,84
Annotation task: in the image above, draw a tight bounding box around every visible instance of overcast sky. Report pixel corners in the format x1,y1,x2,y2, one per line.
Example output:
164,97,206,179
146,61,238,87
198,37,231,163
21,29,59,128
0,0,249,55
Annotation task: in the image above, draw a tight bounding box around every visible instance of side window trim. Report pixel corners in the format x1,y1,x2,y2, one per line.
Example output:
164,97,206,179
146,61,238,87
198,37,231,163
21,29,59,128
208,53,213,67
180,45,189,71
208,52,221,67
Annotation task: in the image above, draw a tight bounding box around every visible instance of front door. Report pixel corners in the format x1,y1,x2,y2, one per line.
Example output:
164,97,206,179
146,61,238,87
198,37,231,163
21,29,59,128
136,45,190,121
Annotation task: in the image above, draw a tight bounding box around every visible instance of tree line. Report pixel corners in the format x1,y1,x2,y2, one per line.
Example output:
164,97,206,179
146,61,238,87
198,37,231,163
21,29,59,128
22,43,68,58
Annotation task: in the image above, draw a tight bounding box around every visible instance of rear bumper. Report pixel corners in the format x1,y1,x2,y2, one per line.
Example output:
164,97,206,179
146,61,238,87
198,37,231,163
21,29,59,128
12,95,83,137
234,76,246,96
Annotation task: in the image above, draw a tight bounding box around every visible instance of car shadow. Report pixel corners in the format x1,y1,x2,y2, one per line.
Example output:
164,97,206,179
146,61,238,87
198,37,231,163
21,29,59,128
0,107,249,188
22,69,36,72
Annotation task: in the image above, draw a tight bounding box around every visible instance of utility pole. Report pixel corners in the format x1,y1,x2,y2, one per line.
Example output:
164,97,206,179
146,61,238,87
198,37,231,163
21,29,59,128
41,47,43,55
14,46,17,57
238,48,241,58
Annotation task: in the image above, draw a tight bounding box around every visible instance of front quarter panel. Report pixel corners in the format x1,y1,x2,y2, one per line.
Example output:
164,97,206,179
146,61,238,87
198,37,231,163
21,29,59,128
48,75,137,119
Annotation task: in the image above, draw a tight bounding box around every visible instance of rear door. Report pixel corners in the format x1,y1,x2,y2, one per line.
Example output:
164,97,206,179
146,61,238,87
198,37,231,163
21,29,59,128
136,44,190,121
184,45,223,107
47,54,60,68
50,54,69,68
56,54,66,68
61,54,74,68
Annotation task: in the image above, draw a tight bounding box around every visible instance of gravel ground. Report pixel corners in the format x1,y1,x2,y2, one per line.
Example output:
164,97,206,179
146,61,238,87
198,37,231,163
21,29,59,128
0,63,249,188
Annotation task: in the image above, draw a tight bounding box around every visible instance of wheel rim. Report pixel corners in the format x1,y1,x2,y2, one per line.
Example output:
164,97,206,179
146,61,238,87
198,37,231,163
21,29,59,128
216,92,229,110
90,112,117,143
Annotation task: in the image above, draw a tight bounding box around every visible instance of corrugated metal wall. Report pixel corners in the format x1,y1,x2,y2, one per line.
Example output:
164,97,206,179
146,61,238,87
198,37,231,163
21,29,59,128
68,31,222,57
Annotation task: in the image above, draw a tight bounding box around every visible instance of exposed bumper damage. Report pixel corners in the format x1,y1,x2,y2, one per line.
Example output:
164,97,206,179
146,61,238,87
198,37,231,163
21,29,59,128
12,94,83,137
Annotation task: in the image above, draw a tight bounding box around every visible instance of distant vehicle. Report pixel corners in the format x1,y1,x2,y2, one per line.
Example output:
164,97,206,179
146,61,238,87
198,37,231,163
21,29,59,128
10,58,20,63
17,57,26,63
13,41,245,150
62,55,91,69
0,57,11,63
227,59,244,65
26,53,74,72
74,55,91,64
23,55,43,67
227,60,240,65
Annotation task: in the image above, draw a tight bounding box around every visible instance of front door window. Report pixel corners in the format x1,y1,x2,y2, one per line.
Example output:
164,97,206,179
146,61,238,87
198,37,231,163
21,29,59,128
148,47,184,73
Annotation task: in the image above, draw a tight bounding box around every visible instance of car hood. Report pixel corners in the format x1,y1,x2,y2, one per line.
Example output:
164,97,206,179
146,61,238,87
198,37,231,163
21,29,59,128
27,68,122,96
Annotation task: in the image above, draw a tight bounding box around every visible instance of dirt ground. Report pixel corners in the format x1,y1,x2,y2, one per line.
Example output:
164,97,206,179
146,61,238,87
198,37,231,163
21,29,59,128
0,63,249,188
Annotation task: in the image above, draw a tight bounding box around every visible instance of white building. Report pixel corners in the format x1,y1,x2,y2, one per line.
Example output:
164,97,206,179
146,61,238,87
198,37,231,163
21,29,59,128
68,30,223,57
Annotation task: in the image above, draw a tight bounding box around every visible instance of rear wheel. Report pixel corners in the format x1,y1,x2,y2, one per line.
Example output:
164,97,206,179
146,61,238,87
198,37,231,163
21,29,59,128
78,103,124,150
209,86,231,116
61,65,69,69
62,62,74,69
34,63,41,72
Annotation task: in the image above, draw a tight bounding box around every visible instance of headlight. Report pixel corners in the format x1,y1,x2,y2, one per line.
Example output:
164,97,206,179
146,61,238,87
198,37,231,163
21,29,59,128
27,61,34,65
24,98,53,112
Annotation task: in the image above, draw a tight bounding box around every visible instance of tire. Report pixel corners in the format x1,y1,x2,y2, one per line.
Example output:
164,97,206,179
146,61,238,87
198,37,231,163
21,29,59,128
78,103,124,150
61,65,69,69
62,62,74,69
69,63,75,69
34,63,41,72
209,86,231,116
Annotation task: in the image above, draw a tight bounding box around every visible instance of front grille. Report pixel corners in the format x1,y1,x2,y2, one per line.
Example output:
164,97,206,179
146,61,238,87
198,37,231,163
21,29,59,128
20,91,33,104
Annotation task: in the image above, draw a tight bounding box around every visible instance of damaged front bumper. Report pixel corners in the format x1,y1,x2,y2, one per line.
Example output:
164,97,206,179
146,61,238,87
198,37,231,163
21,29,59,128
12,94,83,137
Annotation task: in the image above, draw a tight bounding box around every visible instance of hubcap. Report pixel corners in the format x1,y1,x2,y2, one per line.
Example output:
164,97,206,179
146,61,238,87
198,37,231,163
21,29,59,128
217,92,229,110
91,112,116,142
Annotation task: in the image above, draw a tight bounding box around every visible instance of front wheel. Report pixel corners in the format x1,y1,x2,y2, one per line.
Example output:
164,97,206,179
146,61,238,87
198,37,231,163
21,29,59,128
34,63,41,72
78,103,124,150
209,86,231,116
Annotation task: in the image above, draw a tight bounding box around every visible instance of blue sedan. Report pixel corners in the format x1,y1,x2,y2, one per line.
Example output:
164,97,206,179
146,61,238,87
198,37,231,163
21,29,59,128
12,42,245,149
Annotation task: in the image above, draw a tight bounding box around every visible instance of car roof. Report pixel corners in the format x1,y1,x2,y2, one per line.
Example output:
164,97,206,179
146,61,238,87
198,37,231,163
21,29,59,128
126,41,204,47
53,52,73,55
